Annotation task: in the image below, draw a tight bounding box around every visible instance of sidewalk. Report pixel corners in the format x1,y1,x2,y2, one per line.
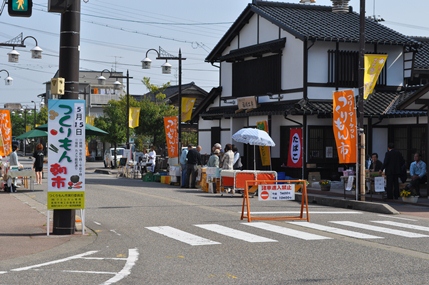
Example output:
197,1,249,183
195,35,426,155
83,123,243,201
1,166,429,263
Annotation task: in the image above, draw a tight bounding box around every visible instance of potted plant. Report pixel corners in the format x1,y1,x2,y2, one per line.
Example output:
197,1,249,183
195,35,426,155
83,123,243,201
399,189,419,203
319,179,331,191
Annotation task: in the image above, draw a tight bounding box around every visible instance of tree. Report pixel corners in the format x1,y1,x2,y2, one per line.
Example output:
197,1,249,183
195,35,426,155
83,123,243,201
135,77,177,148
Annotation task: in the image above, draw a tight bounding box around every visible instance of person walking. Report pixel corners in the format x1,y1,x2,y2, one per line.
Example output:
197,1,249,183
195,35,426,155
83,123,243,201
232,145,242,170
409,152,427,196
185,145,202,189
380,142,405,200
180,145,190,188
32,143,45,185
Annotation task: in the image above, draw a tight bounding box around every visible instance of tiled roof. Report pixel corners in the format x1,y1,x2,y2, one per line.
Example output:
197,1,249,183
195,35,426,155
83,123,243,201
207,1,420,62
290,91,426,118
412,37,429,69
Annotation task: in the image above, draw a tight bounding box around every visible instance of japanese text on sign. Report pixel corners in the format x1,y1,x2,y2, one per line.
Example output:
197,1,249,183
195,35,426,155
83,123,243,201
258,184,295,201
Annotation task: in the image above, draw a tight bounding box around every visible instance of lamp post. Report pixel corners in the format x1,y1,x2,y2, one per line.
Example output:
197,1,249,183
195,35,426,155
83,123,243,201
97,69,133,148
141,46,186,152
0,33,42,63
31,100,36,129
331,0,366,201
0,69,13,85
19,107,31,155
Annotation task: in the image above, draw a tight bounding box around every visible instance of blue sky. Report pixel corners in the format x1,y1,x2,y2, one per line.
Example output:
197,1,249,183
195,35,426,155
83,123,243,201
0,0,427,108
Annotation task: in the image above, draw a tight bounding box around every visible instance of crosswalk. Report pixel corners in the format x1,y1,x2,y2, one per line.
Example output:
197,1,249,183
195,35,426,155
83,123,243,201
146,220,429,246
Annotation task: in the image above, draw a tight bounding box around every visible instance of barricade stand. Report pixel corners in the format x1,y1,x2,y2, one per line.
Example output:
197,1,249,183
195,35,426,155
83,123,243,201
241,179,309,222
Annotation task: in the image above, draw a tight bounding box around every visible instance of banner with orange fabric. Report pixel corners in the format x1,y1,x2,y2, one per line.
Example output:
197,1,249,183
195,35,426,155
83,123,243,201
286,128,302,168
129,107,140,128
333,90,357,164
181,97,196,122
364,54,388,99
0,110,12,157
256,120,271,166
163,116,178,158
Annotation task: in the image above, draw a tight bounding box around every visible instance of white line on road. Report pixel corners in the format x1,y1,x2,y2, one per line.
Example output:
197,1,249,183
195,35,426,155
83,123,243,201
110,229,121,236
330,221,429,238
11,251,99,272
93,221,102,225
146,226,221,246
290,222,383,239
377,215,417,221
243,222,331,240
372,221,429,232
103,248,139,285
195,224,277,243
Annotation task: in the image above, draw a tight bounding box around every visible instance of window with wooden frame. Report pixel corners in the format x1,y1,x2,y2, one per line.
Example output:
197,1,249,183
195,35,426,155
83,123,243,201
232,54,281,97
308,126,338,162
327,50,387,87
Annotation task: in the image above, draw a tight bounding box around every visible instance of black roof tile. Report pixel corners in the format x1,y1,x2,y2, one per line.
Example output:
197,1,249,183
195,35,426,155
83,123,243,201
207,1,420,62
412,37,429,70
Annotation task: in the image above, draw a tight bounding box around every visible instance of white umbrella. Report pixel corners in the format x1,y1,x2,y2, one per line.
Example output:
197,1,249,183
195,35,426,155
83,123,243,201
232,128,275,169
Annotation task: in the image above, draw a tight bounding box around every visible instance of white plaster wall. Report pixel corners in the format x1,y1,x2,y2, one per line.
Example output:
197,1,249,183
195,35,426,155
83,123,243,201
198,119,219,129
198,130,212,155
259,16,279,43
372,128,388,162
377,45,405,86
239,15,258,47
281,29,303,90
220,62,233,96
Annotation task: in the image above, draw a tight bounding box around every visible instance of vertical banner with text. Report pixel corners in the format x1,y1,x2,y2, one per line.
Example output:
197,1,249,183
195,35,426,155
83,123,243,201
181,97,196,122
164,116,178,158
0,110,12,157
256,121,271,166
47,100,86,210
333,90,357,164
286,128,303,168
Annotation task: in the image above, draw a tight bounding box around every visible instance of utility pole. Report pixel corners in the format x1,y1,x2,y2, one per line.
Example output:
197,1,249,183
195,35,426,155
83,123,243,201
52,0,81,235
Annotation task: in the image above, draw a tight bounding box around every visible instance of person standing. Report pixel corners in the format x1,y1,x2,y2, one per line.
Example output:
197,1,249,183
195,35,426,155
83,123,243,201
207,149,220,167
380,142,405,200
221,144,234,170
32,143,45,185
409,152,427,196
185,145,202,188
232,145,242,170
147,146,157,173
180,145,190,188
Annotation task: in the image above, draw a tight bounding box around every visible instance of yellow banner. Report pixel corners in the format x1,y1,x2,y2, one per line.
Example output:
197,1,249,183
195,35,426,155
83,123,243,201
181,97,196,122
129,107,141,128
364,54,388,100
256,121,271,166
86,115,95,126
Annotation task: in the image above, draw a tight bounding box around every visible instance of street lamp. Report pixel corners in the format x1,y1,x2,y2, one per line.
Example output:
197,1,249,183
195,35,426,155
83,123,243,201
97,69,133,148
0,33,42,63
19,107,32,155
0,69,13,85
331,0,365,201
31,100,37,128
142,46,186,152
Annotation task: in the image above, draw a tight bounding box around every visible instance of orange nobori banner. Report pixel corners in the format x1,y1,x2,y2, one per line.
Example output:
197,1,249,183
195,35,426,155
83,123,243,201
0,110,12,157
333,90,357,164
163,116,178,158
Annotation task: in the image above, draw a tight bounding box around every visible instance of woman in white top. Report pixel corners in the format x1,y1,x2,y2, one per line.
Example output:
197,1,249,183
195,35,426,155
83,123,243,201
148,146,157,172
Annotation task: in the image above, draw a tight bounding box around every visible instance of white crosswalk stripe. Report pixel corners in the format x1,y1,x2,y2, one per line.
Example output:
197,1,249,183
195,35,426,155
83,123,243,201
195,224,277,243
146,220,429,246
330,221,429,238
146,226,220,246
243,222,331,240
289,222,383,239
372,221,429,232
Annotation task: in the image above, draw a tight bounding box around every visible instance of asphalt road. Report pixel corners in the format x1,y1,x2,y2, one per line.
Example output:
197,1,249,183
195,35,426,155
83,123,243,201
1,161,429,284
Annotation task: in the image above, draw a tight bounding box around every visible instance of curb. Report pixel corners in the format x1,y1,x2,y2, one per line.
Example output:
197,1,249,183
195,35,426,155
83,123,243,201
295,192,399,215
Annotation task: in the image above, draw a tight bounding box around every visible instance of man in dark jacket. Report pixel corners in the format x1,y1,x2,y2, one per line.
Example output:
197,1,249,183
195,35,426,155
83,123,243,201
184,145,202,188
380,142,405,199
